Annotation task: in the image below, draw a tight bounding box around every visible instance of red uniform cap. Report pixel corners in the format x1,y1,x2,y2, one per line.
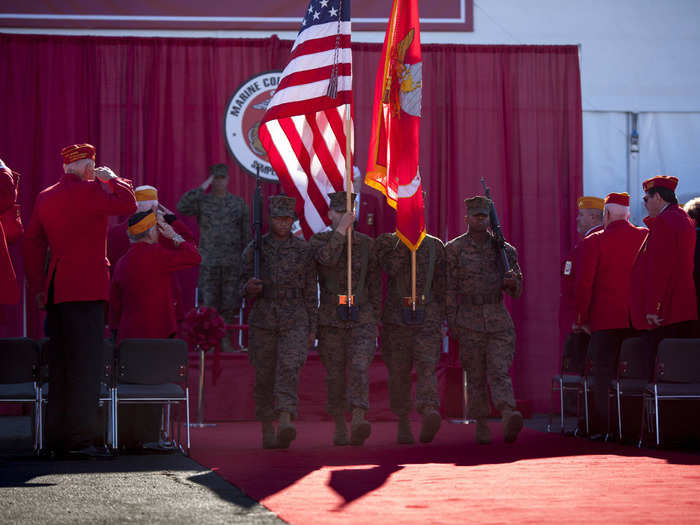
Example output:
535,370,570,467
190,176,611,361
642,175,678,192
60,143,96,165
604,192,630,207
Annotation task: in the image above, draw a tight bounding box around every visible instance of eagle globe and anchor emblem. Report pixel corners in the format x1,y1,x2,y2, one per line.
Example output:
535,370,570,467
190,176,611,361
224,71,282,182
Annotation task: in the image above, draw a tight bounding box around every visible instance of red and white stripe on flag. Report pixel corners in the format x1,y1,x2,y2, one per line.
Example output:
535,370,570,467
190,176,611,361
365,0,425,251
259,0,353,240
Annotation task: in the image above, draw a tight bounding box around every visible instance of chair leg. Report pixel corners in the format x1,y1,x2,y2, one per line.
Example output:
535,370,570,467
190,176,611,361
186,387,191,454
112,387,118,451
654,384,660,446
547,382,554,433
584,379,590,435
34,383,42,454
616,382,622,441
559,379,565,433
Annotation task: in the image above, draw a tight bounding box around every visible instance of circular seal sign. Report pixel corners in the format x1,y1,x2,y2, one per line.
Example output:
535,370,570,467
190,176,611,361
224,71,282,182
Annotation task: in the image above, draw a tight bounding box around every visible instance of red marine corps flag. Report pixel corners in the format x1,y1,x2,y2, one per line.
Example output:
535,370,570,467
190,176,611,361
259,0,353,239
365,0,425,251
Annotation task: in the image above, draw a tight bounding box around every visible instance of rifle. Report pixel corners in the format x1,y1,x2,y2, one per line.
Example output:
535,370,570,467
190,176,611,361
253,166,263,278
480,177,511,272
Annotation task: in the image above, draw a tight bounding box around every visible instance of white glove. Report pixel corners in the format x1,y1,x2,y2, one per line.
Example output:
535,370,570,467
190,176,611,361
94,166,117,182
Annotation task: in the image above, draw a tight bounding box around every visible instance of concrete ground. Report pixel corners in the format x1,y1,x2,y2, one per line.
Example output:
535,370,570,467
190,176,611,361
0,416,282,525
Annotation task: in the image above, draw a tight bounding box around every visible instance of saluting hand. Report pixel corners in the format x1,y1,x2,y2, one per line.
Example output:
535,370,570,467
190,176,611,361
94,166,117,182
646,314,664,327
245,277,263,296
200,175,214,191
158,203,175,216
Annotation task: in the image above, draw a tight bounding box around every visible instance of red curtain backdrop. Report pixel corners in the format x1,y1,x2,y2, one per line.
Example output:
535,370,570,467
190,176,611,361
0,34,582,411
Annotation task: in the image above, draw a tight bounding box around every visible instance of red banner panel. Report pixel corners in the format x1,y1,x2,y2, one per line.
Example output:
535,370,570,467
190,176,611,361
0,0,472,31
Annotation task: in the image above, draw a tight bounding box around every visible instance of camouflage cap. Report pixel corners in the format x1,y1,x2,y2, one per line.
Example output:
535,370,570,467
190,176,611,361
464,195,492,216
268,195,297,218
328,191,356,212
209,163,229,178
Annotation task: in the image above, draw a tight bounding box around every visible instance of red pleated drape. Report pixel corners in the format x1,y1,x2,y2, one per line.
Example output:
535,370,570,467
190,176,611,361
0,34,581,411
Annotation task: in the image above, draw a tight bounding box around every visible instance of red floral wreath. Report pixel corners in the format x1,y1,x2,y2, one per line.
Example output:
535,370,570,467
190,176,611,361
181,306,227,350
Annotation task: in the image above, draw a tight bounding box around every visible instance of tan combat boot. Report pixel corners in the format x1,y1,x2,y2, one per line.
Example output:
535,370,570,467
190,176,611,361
475,418,491,445
397,415,415,444
262,421,277,449
276,411,296,449
419,408,442,443
502,409,524,444
333,414,349,446
350,408,371,446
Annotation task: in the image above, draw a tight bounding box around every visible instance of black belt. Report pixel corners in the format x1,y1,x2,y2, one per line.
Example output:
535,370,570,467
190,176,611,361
263,287,303,299
458,293,502,305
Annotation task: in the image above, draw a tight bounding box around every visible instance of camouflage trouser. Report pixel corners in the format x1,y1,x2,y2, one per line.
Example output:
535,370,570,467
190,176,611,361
456,327,516,419
381,322,441,416
317,323,377,415
248,324,309,421
198,265,241,324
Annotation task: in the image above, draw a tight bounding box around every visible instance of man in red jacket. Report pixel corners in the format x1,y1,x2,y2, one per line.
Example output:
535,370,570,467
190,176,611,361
23,143,136,457
560,196,604,342
0,158,20,310
574,192,648,438
630,175,697,370
108,185,195,327
109,210,201,342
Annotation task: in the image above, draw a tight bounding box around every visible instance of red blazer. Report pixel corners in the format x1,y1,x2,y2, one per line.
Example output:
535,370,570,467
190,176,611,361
559,225,603,334
0,165,19,304
630,204,698,330
109,241,201,341
23,173,137,304
108,216,195,320
575,220,648,332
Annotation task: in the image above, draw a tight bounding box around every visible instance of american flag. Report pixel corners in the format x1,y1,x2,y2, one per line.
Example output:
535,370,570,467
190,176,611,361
259,0,352,239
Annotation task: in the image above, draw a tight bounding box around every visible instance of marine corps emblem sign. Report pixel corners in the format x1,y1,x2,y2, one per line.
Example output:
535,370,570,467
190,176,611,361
224,71,282,182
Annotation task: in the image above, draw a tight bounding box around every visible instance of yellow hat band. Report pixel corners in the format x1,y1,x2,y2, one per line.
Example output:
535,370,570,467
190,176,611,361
135,188,158,201
577,196,605,211
128,213,157,235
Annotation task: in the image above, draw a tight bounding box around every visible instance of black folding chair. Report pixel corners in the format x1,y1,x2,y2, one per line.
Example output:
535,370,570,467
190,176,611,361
641,338,700,447
0,338,42,453
113,339,190,454
39,338,116,450
613,337,651,441
548,332,588,433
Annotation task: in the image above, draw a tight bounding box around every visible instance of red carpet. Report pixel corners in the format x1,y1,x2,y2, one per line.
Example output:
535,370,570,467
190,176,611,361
189,421,700,524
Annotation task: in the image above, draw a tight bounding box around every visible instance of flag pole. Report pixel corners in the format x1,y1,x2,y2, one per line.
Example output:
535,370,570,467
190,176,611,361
345,103,353,302
411,249,417,310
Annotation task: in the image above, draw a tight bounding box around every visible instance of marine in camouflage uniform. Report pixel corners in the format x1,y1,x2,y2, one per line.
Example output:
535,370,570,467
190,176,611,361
239,195,317,449
177,164,250,336
310,191,381,446
375,231,445,444
446,196,524,445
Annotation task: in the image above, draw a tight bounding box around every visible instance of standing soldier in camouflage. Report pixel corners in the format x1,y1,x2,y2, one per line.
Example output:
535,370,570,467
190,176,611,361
375,230,445,444
177,164,250,351
446,196,524,445
311,192,381,446
240,195,317,449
